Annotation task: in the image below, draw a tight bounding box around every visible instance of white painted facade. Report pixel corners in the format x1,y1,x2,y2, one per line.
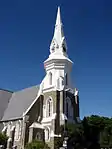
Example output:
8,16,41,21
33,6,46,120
41,7,73,94
40,7,76,140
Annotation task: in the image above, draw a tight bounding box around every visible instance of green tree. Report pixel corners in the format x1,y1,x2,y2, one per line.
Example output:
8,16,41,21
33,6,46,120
0,133,8,148
67,123,84,149
50,115,112,149
25,140,50,149
54,137,63,149
67,115,103,149
82,116,100,149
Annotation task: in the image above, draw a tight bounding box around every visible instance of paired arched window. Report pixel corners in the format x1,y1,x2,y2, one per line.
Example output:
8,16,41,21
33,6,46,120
46,98,53,117
49,72,52,85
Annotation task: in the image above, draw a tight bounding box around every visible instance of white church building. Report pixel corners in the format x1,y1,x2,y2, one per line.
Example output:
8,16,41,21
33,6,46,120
0,7,80,149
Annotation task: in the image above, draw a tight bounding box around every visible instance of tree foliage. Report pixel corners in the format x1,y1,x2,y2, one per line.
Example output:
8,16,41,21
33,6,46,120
0,133,8,148
54,137,63,149
64,115,112,149
25,140,50,149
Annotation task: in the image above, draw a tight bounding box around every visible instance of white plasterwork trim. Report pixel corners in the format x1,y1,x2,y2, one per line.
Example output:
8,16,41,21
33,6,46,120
43,88,57,93
44,126,50,142
42,123,51,126
43,85,54,91
41,117,53,123
11,126,15,131
30,122,44,129
2,126,7,133
41,113,56,123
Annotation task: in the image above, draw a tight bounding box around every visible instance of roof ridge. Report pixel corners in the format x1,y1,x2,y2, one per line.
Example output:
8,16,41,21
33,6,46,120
0,88,13,93
14,84,39,93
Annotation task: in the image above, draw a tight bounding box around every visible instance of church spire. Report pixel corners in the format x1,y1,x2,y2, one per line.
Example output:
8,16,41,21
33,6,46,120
50,7,67,56
55,6,62,26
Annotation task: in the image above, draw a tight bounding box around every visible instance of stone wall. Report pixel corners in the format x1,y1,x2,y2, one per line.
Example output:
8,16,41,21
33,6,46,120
0,119,23,149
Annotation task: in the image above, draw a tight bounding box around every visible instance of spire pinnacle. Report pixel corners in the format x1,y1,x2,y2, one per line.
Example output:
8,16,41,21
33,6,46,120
50,7,67,56
55,6,62,26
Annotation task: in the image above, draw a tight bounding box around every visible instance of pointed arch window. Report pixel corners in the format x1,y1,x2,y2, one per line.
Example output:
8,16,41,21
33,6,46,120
46,98,53,117
49,72,52,85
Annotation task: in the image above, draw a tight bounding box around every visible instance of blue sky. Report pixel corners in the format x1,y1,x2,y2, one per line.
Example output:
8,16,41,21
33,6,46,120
0,0,112,119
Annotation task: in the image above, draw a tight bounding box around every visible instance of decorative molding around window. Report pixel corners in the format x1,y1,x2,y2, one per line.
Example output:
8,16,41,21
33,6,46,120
49,72,52,85
46,97,53,117
45,127,50,141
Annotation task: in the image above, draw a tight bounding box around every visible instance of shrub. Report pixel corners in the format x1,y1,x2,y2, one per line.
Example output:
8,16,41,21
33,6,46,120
25,140,50,149
54,137,63,149
0,133,8,147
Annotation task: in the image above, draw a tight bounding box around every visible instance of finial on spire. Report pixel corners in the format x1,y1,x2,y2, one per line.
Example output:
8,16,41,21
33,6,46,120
50,6,67,56
55,6,62,26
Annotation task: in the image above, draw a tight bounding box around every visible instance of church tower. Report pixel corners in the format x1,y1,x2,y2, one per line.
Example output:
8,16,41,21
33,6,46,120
43,7,73,91
40,7,80,148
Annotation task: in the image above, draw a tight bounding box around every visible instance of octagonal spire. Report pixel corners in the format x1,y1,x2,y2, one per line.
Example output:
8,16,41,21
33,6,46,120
50,7,67,56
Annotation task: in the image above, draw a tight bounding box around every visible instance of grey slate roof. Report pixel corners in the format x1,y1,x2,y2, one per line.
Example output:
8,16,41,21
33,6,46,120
0,90,13,120
1,85,39,121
